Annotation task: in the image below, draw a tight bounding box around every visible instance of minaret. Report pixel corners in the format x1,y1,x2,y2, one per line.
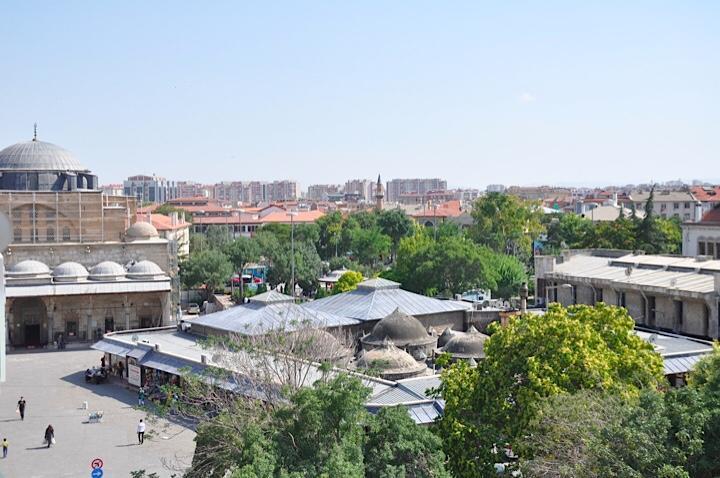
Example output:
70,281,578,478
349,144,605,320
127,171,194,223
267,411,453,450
375,174,384,211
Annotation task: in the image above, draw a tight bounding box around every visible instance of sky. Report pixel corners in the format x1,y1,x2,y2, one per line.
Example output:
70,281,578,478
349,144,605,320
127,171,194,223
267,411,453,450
0,1,718,190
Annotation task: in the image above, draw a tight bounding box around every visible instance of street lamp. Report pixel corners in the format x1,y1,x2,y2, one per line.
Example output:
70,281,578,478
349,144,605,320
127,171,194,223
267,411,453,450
287,210,298,300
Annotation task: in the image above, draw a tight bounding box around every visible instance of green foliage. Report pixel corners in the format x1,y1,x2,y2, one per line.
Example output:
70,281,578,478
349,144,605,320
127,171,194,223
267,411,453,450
486,252,528,300
180,249,233,299
332,270,363,294
188,374,450,478
350,227,391,267
364,406,451,478
205,225,233,251
224,236,260,297
376,208,414,260
265,240,323,295
437,303,664,477
470,192,544,261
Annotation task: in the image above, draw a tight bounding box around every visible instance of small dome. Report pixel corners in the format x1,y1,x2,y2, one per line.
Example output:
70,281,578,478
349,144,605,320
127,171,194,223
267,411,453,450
290,329,352,363
89,261,126,281
437,327,458,348
362,307,435,348
52,262,89,282
125,221,159,241
442,326,489,359
0,140,86,172
355,342,426,376
8,260,50,277
127,260,165,280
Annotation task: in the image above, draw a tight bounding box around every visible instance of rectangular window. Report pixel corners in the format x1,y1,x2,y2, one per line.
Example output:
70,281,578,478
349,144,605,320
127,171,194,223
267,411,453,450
684,202,691,209
699,241,707,255
47,228,55,242
648,296,656,326
597,288,603,303
13,228,22,243
716,243,720,259
708,242,716,258
674,300,684,328
674,202,679,209
572,286,577,305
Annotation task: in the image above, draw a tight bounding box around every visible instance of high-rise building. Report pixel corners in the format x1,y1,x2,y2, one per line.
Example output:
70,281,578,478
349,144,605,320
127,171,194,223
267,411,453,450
265,180,298,203
176,181,208,199
306,184,342,201
243,181,266,205
385,178,448,203
213,181,244,205
124,174,177,204
344,179,373,202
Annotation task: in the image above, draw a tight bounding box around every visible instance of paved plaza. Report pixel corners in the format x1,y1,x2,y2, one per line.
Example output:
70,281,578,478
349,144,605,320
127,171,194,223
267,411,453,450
0,349,196,478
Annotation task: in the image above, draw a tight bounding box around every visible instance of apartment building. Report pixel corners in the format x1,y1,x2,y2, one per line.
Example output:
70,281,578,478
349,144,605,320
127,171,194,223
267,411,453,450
386,178,448,203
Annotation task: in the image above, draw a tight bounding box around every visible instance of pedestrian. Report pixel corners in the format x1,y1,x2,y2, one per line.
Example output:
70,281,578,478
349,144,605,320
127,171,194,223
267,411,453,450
2,438,8,458
16,397,26,421
138,386,145,406
44,425,54,448
100,355,106,369
137,419,145,444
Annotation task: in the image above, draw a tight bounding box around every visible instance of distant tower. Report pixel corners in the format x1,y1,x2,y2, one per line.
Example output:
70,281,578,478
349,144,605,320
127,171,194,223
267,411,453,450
375,174,384,211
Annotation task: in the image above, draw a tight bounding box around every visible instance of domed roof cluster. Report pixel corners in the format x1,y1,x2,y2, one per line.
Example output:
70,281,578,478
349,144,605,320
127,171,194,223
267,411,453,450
361,308,436,348
125,222,160,241
0,140,87,172
355,342,426,379
5,259,167,284
440,326,489,360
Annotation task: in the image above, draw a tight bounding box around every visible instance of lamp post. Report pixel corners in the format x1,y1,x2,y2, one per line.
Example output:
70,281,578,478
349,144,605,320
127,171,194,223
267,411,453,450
287,210,298,300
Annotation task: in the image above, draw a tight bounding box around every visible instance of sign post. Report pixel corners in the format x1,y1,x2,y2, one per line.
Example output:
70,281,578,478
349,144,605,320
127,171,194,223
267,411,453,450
91,458,104,478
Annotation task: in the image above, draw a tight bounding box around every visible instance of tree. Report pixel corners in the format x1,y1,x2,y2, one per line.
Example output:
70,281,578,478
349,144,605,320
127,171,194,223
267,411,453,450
364,406,451,478
317,211,345,259
545,213,593,251
487,252,528,300
265,240,323,295
224,237,260,299
387,230,498,296
180,249,233,300
205,225,232,251
469,192,544,262
350,227,391,268
332,270,363,294
436,303,665,477
154,203,192,222
376,209,413,262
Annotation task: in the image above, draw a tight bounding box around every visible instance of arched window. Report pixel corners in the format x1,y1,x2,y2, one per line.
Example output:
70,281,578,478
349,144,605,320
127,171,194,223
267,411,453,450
62,227,71,241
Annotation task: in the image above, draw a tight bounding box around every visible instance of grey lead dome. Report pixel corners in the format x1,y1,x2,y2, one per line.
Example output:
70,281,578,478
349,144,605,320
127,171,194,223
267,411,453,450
0,140,87,172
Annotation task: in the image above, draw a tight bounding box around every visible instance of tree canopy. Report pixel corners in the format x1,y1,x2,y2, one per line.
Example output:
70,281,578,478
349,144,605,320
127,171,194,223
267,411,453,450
180,249,233,299
436,303,665,477
332,270,363,294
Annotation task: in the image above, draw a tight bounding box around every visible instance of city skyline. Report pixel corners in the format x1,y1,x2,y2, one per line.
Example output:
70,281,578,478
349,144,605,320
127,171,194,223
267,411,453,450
2,2,719,189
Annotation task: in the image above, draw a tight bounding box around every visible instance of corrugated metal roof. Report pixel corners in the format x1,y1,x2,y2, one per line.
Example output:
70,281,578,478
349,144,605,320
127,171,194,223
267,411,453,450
139,350,204,375
549,254,715,295
191,301,359,335
407,402,443,425
303,286,470,322
6,279,171,298
664,355,704,375
91,340,132,356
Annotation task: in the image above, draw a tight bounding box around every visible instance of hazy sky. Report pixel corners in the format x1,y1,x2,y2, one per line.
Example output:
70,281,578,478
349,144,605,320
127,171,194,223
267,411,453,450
1,1,718,189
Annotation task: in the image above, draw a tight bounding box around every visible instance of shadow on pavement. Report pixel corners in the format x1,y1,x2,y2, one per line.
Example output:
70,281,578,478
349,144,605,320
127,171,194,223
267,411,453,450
59,371,136,407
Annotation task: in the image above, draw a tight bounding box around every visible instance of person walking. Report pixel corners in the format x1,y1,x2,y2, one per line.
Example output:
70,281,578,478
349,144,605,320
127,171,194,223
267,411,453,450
2,438,8,458
138,386,145,407
44,425,54,448
17,397,26,421
137,419,145,444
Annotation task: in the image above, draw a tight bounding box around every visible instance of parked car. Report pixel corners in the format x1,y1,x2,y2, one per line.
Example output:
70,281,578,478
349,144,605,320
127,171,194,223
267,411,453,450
187,303,200,315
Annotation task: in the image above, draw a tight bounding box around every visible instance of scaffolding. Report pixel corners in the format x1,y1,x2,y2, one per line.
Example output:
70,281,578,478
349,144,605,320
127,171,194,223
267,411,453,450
1,191,136,245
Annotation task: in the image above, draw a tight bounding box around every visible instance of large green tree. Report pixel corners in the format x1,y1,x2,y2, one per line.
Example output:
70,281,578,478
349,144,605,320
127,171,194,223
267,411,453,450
470,192,544,261
436,303,664,477
350,227,391,268
376,208,413,262
224,236,260,299
180,249,233,300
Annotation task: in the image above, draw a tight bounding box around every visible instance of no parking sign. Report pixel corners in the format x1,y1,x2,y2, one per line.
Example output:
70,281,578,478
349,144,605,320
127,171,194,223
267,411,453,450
91,458,104,478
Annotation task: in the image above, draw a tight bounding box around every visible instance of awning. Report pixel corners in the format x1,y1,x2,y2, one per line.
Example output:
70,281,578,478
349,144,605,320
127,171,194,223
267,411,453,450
139,351,201,376
91,340,133,356
127,348,149,360
664,355,705,375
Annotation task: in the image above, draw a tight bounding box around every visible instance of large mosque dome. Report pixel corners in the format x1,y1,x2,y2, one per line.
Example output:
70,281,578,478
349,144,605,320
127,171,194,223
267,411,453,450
0,140,87,172
0,130,97,191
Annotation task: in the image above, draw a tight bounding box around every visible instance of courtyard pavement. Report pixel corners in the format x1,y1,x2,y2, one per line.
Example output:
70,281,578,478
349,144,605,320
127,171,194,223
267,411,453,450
0,349,196,478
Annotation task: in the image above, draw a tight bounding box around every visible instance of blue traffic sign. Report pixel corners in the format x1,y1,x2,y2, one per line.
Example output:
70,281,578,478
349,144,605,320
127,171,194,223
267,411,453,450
91,468,103,478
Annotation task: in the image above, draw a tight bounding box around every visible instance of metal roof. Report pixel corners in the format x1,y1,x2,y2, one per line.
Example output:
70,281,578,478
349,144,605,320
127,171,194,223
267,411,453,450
548,254,716,295
191,301,360,335
5,278,171,298
91,340,133,356
0,139,87,172
664,355,704,375
303,285,470,322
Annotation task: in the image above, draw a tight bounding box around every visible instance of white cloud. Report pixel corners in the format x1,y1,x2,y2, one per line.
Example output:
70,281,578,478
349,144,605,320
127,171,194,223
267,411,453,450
518,92,536,103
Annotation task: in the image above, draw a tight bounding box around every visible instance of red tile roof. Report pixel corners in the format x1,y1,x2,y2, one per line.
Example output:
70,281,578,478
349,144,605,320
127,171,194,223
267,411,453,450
701,206,720,223
136,213,191,231
691,186,720,203
409,200,463,218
